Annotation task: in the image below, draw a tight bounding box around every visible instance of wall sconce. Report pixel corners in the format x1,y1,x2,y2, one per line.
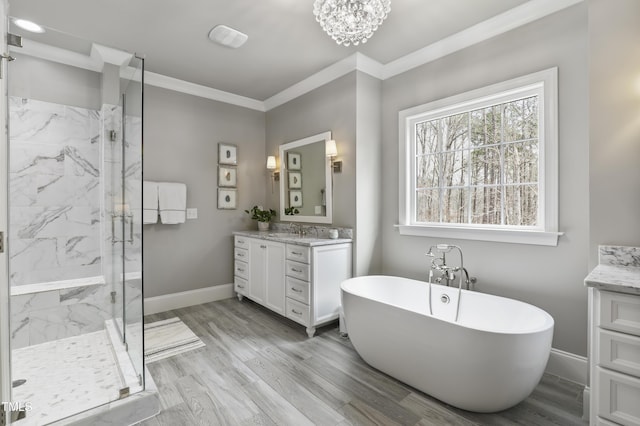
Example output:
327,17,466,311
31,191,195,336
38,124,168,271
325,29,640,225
326,139,342,173
267,155,279,193
266,155,279,180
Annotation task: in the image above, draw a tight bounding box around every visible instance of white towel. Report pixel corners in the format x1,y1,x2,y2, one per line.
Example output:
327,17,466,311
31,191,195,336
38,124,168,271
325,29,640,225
158,182,186,224
143,181,159,224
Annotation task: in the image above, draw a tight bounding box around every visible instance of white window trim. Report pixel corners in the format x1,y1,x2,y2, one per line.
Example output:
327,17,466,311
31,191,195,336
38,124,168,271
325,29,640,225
397,67,562,246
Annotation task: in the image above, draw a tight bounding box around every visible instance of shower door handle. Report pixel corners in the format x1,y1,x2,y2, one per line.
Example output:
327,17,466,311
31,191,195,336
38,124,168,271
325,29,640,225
111,214,135,244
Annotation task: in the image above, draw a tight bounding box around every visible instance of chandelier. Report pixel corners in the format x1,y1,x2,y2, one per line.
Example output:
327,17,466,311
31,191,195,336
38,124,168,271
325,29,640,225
313,0,391,47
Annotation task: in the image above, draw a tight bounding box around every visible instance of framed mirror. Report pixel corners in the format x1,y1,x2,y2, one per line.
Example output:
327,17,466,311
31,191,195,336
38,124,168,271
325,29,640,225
279,131,332,224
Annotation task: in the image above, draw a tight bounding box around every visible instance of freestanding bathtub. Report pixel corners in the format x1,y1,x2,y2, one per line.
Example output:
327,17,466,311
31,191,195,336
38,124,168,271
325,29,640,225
341,275,554,413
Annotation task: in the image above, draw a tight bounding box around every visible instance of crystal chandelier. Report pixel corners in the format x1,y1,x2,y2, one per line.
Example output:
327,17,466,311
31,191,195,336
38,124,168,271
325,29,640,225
313,0,391,47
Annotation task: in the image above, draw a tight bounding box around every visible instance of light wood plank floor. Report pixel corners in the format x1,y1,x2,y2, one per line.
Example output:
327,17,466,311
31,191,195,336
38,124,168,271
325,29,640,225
140,298,587,426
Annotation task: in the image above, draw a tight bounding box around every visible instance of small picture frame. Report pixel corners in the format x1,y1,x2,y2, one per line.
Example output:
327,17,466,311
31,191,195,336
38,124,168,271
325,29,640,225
217,188,237,209
218,143,237,165
218,166,237,188
287,152,301,170
289,190,303,208
288,171,302,189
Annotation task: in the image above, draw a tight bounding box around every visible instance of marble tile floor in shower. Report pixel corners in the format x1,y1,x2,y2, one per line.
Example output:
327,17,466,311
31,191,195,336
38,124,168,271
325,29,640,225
11,329,123,425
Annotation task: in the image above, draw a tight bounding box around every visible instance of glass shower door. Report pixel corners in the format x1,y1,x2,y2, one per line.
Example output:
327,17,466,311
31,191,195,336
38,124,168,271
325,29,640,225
107,54,144,392
122,55,144,388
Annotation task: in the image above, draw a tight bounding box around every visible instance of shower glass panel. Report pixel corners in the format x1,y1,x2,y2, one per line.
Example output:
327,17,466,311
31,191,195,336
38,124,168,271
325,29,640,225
6,21,144,424
122,56,145,386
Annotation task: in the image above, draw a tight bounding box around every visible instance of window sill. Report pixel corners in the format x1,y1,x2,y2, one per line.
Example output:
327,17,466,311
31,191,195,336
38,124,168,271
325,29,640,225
395,224,563,246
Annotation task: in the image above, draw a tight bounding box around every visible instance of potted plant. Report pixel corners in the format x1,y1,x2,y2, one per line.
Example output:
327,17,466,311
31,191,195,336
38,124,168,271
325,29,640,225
245,205,276,231
284,207,300,216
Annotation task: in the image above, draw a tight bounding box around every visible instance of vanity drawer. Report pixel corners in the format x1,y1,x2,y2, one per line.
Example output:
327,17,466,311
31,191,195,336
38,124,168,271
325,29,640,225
286,245,310,264
599,329,640,378
286,298,310,326
234,260,248,279
234,276,248,295
286,260,310,282
600,291,640,337
234,235,250,250
597,367,640,425
234,247,249,262
286,276,310,304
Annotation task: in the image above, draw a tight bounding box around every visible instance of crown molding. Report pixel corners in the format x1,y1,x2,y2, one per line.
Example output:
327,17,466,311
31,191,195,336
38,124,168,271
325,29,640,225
10,41,266,112
382,0,584,80
144,72,265,111
9,0,583,112
263,53,383,111
90,43,133,70
12,38,103,72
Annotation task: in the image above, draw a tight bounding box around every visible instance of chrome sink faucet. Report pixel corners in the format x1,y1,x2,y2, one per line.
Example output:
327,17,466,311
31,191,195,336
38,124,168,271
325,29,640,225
288,223,305,236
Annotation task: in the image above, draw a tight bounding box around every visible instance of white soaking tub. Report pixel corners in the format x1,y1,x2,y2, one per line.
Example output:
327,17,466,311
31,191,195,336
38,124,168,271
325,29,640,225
341,275,554,413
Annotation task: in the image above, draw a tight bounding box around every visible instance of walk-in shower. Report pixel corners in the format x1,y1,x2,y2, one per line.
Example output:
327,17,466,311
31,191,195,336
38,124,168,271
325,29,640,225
3,18,154,425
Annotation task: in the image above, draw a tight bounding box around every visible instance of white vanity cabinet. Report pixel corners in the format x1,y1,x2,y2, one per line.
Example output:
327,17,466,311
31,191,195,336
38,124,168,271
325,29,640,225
234,235,285,315
588,288,640,426
233,233,352,337
284,243,352,338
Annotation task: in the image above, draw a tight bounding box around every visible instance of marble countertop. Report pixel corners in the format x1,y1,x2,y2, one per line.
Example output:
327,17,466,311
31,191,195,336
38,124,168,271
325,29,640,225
585,264,640,295
233,230,352,247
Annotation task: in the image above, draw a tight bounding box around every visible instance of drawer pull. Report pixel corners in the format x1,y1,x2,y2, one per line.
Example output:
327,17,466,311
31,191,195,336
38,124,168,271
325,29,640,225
291,287,302,293
237,253,245,257
292,251,303,256
292,309,302,315
291,268,302,273
237,284,245,289
238,239,245,244
237,268,245,272
261,245,267,249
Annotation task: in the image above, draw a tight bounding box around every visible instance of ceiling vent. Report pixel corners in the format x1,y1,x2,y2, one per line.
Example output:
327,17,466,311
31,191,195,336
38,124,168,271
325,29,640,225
208,25,248,49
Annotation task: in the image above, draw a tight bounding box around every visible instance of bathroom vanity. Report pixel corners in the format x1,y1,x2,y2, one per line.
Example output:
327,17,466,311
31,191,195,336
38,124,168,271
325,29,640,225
233,231,352,337
585,246,640,426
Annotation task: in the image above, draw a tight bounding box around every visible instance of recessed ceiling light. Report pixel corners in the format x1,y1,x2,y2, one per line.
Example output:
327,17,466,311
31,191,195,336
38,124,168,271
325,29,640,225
13,18,45,33
208,25,248,49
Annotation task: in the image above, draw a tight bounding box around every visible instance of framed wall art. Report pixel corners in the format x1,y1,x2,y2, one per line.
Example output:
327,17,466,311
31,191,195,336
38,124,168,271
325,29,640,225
218,166,237,188
218,188,237,209
289,190,303,208
288,171,302,189
287,152,301,170
218,143,238,165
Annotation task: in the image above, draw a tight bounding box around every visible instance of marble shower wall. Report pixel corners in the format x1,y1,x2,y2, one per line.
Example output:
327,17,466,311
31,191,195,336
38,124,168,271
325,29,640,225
10,283,113,349
9,97,102,287
9,98,143,350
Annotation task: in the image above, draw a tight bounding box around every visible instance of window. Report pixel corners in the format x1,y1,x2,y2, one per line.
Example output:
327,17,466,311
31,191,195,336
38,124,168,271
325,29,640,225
398,68,561,246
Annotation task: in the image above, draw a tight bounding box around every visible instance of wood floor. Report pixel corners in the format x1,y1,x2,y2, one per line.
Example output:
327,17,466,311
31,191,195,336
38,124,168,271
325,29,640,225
140,298,587,426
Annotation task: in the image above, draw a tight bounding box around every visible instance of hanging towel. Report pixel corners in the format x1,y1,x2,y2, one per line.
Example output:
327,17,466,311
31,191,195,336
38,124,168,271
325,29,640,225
158,182,187,224
143,181,159,224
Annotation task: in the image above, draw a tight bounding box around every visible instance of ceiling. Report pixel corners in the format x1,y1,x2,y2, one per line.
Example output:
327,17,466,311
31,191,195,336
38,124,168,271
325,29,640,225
10,0,532,101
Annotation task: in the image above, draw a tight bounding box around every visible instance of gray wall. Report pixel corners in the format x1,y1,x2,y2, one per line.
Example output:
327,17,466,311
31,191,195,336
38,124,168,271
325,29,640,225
588,0,640,268
355,72,383,275
266,72,358,229
143,85,265,298
9,53,101,110
380,4,589,356
265,71,384,276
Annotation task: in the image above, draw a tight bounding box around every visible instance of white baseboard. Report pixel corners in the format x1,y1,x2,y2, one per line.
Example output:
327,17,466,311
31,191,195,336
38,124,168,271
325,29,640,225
545,347,588,385
144,284,234,315
582,386,590,421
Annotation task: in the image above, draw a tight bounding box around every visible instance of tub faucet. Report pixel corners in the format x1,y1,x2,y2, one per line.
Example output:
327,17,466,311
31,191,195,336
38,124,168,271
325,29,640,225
426,244,477,290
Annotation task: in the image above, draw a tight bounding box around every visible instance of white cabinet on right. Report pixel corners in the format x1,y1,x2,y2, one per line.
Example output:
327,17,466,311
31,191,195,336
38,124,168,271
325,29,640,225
284,242,352,338
589,289,640,426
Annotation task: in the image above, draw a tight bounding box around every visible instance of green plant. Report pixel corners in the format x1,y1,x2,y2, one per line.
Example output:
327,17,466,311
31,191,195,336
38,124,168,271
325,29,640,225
284,207,300,216
245,205,276,222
